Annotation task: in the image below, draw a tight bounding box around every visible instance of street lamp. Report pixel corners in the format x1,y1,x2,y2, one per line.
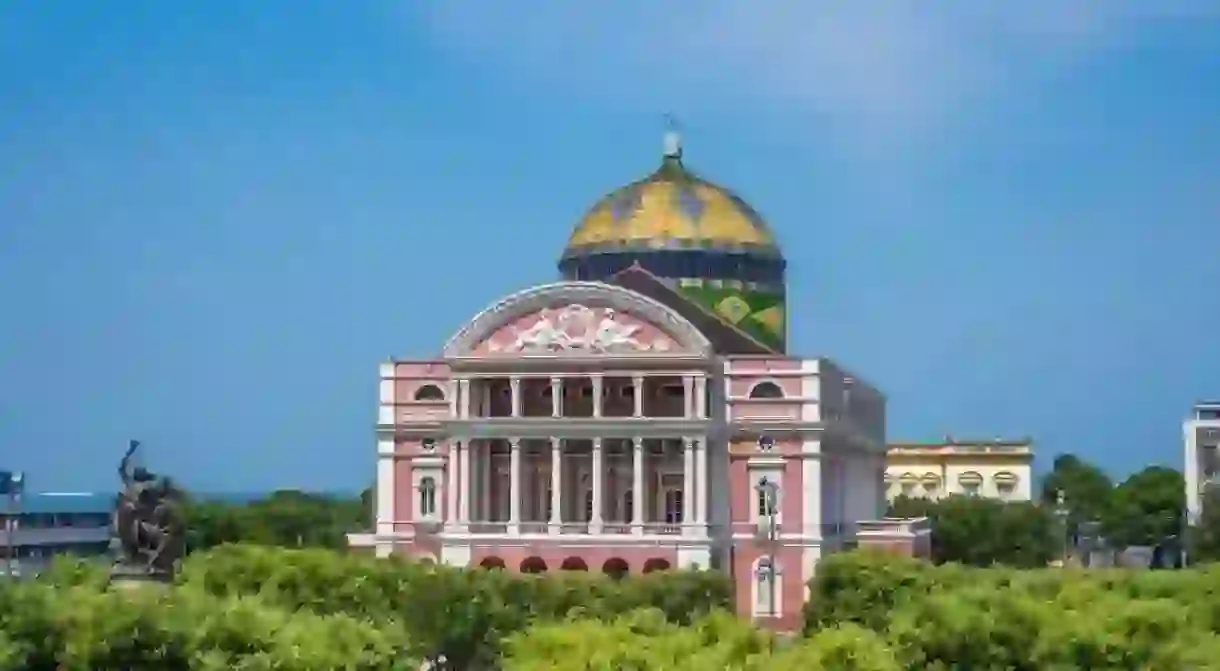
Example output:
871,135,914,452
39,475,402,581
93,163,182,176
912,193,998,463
1,471,24,579
754,476,780,618
1053,490,1070,566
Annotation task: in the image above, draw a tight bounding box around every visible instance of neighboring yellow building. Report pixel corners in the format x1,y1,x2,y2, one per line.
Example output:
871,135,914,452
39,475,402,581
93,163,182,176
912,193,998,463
885,437,1034,502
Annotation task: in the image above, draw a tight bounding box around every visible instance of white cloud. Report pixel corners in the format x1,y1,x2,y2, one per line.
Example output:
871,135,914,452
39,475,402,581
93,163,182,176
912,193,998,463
413,1,1216,153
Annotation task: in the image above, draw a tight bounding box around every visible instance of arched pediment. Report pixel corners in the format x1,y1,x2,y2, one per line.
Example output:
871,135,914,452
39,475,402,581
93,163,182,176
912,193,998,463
443,282,712,358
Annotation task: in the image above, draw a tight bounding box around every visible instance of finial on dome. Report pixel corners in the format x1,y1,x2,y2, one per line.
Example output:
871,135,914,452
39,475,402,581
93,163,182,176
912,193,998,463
662,113,682,159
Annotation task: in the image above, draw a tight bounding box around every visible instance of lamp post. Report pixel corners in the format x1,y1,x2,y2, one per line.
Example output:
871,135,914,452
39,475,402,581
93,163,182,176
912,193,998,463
754,476,780,618
1053,490,1070,566
2,471,24,579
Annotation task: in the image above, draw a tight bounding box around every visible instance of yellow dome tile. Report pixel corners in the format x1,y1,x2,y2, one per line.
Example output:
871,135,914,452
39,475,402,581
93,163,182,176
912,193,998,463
563,156,780,256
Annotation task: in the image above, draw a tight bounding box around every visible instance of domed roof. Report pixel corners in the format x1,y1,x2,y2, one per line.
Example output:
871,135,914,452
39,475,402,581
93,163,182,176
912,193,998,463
560,141,782,262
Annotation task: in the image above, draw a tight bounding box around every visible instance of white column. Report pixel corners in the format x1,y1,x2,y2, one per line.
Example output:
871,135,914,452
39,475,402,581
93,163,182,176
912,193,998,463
591,438,604,533
683,375,694,418
481,445,491,521
632,437,644,535
459,439,471,525
682,437,695,534
695,375,707,419
509,438,521,533
510,376,522,417
447,379,459,417
1186,421,1201,524
458,378,471,419
446,441,459,524
695,437,708,528
633,375,644,418
551,376,562,417
592,374,603,418
550,438,563,533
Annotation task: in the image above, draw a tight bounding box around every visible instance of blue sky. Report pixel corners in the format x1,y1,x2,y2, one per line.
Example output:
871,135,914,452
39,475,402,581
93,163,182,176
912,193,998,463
2,1,1218,493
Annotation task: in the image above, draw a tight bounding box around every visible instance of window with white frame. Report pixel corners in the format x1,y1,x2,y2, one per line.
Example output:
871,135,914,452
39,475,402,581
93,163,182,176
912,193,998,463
418,477,437,518
665,489,684,524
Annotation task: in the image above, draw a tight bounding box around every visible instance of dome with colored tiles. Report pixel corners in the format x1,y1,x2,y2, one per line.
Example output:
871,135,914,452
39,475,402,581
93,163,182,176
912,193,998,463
557,134,788,353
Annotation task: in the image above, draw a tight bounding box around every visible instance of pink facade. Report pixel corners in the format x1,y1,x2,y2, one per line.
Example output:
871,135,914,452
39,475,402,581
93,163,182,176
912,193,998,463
355,280,896,626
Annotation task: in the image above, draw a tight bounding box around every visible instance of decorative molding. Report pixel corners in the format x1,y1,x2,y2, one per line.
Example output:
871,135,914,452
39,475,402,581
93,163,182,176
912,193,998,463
442,282,712,357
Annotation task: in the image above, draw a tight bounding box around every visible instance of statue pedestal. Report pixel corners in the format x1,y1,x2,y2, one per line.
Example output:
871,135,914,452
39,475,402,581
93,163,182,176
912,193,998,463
108,564,172,591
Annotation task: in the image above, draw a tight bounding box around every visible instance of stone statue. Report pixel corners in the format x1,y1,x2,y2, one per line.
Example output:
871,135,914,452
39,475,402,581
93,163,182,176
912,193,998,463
112,440,185,581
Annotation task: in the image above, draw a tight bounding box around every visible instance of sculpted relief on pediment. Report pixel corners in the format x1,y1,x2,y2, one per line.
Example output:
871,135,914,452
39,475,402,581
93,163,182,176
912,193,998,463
486,304,674,354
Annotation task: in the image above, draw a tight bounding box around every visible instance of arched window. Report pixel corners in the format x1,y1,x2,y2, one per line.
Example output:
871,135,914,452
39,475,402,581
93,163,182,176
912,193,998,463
748,381,784,399
418,477,437,517
414,385,446,401
752,556,783,618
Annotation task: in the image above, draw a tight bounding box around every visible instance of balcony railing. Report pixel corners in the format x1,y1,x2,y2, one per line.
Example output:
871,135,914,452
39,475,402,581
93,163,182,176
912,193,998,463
447,521,688,536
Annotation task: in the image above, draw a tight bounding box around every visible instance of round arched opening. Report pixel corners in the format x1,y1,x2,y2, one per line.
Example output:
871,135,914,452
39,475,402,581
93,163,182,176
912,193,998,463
414,384,446,401
560,557,589,571
520,556,548,574
602,557,629,580
748,381,785,399
642,558,671,574
479,556,506,570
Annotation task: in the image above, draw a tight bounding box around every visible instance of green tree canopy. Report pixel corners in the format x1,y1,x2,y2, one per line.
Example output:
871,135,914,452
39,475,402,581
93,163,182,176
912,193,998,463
1040,453,1113,530
886,495,1056,567
1102,465,1185,548
183,489,367,552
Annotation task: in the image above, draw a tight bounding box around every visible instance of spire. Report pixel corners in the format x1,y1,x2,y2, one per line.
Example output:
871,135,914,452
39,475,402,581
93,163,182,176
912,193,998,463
662,114,682,160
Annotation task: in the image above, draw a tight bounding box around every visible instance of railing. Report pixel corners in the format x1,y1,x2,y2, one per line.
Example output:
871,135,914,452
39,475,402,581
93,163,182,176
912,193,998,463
0,527,111,546
441,521,700,537
466,522,508,534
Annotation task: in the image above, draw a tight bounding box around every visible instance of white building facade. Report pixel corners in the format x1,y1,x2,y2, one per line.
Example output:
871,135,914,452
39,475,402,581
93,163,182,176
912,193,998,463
1185,401,1220,524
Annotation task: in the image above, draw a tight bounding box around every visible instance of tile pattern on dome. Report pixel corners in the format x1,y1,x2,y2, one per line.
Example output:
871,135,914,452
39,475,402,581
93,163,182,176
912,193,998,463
677,281,786,351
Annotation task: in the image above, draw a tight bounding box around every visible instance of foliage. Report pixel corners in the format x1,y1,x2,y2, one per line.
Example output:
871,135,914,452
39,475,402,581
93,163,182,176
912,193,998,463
10,545,1220,669
1190,485,1220,562
1041,453,1114,532
0,574,415,670
176,544,732,668
1102,466,1186,548
804,550,1220,670
182,489,370,552
503,610,899,670
886,494,1057,568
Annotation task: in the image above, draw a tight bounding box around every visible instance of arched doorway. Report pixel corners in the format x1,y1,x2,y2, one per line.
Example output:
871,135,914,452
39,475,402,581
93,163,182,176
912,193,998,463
560,557,589,571
602,557,629,580
479,557,506,570
642,558,671,573
520,556,548,574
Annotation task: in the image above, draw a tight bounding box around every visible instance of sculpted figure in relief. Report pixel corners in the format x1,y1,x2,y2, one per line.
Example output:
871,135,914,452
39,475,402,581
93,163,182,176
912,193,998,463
497,304,670,353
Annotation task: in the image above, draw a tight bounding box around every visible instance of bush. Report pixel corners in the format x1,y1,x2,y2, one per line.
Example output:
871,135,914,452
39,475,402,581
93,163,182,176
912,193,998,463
804,550,1220,670
503,613,900,670
176,544,732,668
0,578,415,670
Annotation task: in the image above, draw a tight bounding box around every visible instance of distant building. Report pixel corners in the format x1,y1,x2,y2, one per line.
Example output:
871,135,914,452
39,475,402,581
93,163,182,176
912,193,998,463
884,437,1034,502
1184,401,1220,524
0,492,113,575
